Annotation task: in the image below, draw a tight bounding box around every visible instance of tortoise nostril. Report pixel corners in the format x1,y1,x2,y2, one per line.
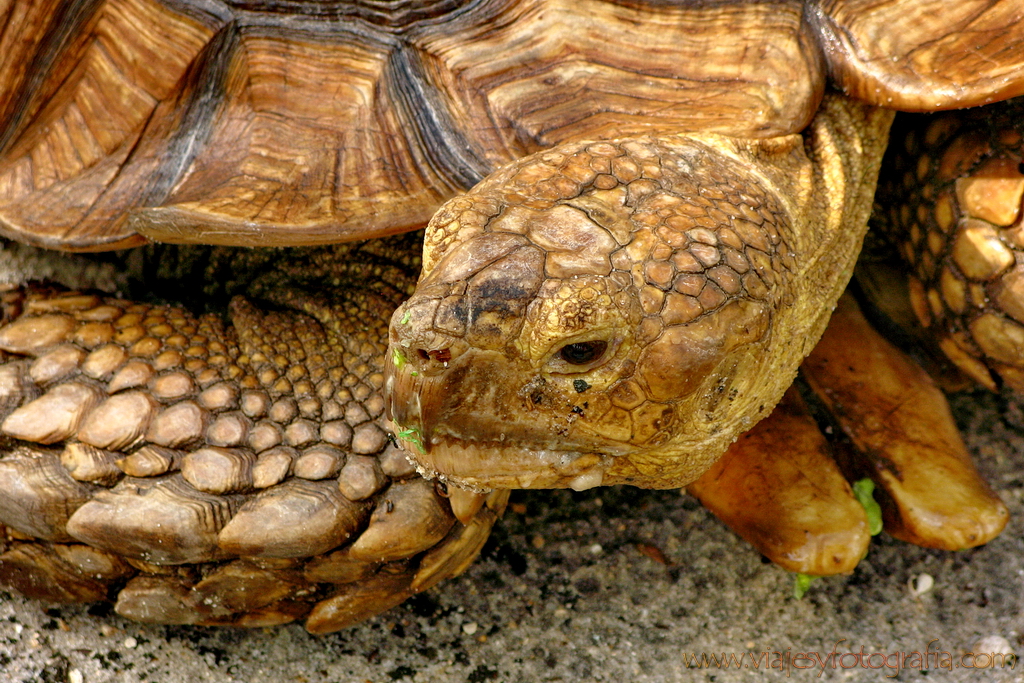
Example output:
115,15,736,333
418,348,452,363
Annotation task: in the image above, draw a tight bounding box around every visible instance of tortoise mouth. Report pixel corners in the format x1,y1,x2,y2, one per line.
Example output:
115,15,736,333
385,341,628,490
398,431,616,491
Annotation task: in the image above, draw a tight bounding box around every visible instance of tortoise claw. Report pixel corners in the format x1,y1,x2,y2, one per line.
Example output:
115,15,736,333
690,291,1009,575
687,386,870,576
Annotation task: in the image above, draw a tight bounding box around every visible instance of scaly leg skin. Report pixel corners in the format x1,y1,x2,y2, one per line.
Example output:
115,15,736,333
0,235,507,634
876,98,1024,391
833,99,1024,549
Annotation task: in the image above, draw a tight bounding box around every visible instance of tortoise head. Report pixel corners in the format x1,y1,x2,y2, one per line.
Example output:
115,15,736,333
386,135,799,491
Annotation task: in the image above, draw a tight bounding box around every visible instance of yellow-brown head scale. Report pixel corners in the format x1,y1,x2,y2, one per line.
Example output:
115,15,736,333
385,134,803,490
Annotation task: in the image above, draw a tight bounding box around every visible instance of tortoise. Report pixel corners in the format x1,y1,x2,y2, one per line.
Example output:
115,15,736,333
0,0,1023,634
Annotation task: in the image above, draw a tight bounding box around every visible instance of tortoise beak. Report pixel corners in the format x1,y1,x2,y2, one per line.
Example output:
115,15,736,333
383,343,448,454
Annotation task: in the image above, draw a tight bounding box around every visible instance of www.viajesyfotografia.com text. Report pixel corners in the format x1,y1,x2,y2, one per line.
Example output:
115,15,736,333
682,639,1016,678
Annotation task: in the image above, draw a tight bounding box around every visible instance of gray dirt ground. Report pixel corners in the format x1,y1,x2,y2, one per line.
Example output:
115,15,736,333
2,246,1024,683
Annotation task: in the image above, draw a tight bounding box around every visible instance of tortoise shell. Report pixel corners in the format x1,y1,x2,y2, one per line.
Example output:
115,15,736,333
1,0,1022,251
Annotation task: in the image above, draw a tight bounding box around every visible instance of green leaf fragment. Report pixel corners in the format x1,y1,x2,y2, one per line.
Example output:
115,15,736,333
392,347,406,369
400,311,411,324
793,573,818,599
789,480,881,599
396,425,426,454
852,478,883,536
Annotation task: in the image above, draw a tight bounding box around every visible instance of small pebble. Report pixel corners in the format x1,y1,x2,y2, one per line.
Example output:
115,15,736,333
908,573,934,596
123,636,138,649
974,634,1014,657
588,543,603,555
69,670,84,683
462,622,478,635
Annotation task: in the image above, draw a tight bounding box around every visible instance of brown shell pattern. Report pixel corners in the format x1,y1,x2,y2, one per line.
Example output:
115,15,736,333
1,0,1023,250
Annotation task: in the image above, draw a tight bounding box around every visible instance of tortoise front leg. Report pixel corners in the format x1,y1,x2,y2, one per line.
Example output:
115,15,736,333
0,238,508,633
876,98,1024,391
686,385,871,576
686,293,1007,575
802,294,1008,551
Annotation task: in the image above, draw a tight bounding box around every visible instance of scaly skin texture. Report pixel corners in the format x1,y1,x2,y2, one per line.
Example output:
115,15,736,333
876,99,1024,392
0,235,508,633
386,94,895,490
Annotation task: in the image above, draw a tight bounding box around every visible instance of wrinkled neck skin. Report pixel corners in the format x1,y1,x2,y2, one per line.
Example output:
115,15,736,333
385,94,895,491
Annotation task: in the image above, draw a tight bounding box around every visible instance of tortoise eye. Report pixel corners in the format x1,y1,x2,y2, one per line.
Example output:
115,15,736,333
558,340,608,365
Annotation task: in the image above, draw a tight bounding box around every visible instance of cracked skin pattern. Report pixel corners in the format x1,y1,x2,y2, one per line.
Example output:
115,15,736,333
386,94,895,491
